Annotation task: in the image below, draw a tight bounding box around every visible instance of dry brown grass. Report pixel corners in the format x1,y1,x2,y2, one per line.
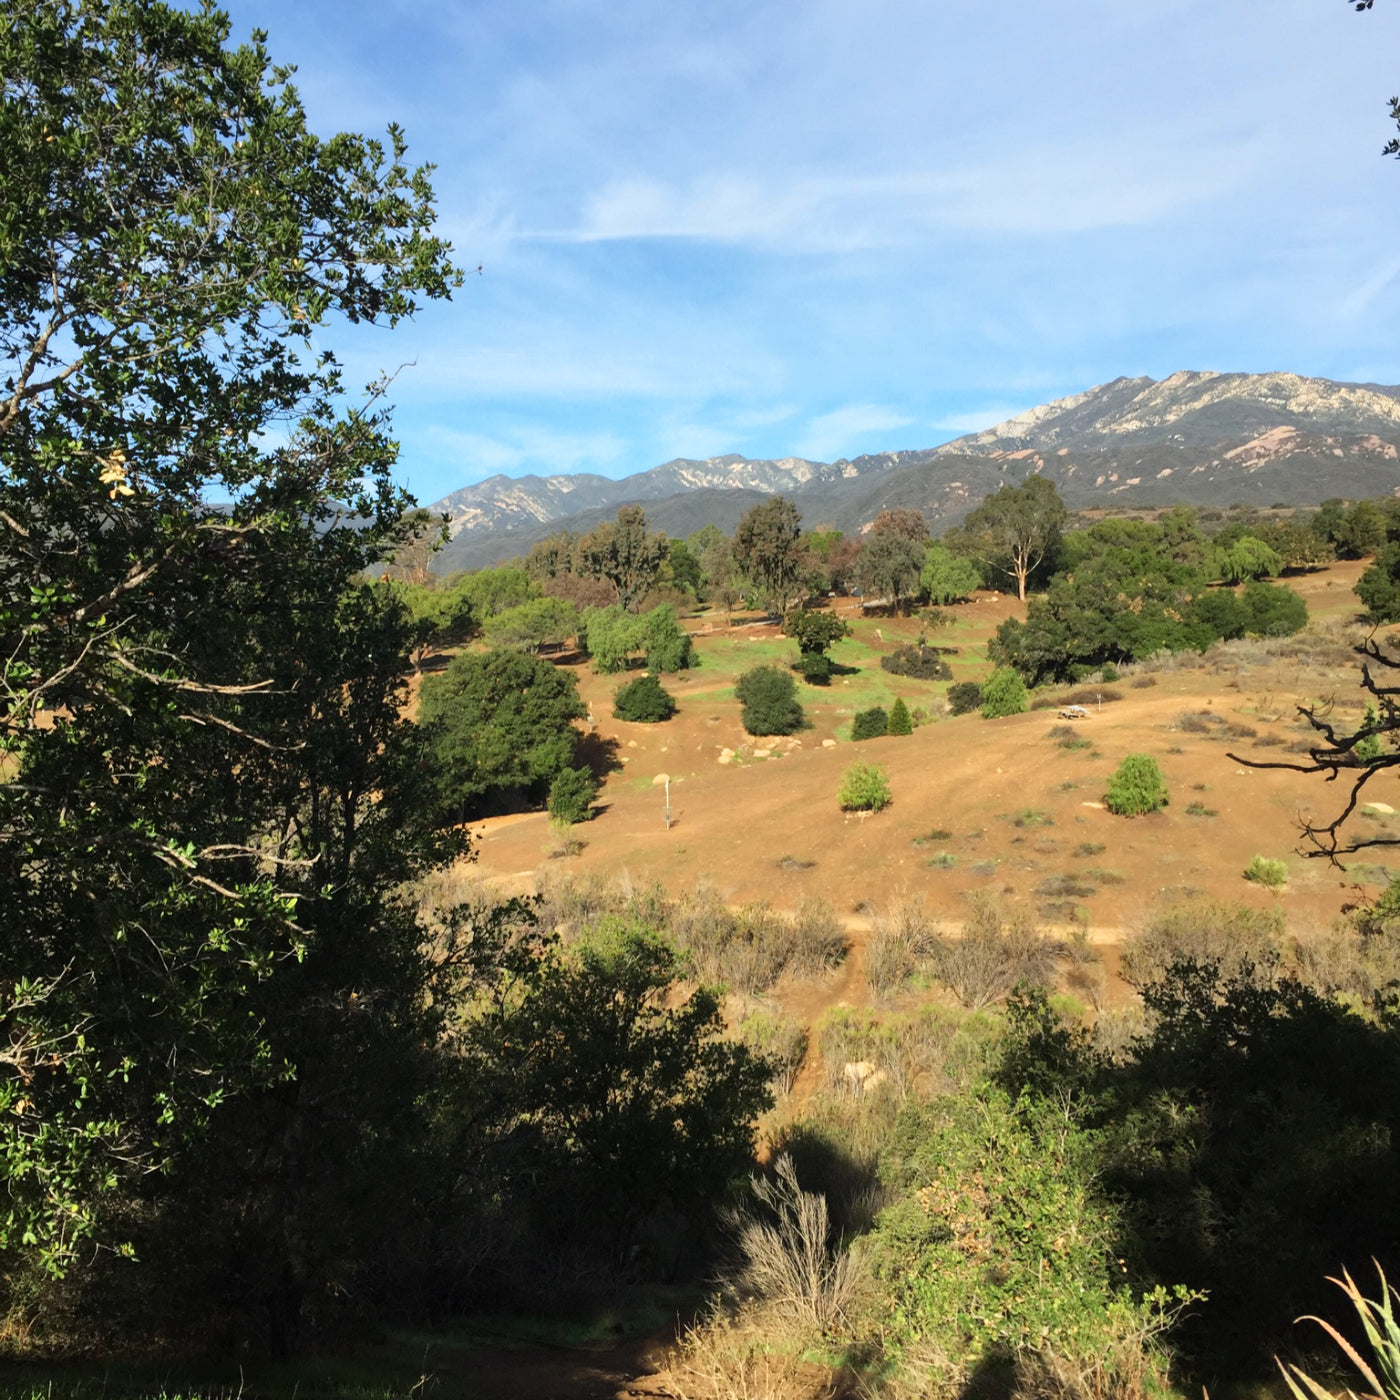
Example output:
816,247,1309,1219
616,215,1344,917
1119,897,1285,989
931,895,1064,1010
666,1309,845,1400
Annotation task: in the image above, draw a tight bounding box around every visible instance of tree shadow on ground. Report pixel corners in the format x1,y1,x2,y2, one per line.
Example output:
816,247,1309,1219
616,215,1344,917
577,732,622,779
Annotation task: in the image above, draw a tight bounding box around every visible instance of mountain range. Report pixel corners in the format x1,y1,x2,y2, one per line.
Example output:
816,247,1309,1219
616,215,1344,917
428,370,1400,572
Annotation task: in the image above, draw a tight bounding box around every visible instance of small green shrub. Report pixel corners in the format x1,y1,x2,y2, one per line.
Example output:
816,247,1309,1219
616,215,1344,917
947,680,983,715
980,667,1028,719
852,706,889,741
1104,754,1168,816
735,665,804,736
547,765,599,825
887,697,913,736
612,673,676,723
793,651,833,685
880,644,953,680
1245,855,1288,888
838,763,891,812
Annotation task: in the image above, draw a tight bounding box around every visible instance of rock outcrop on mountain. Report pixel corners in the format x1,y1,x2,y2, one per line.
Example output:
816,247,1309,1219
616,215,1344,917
427,372,1400,571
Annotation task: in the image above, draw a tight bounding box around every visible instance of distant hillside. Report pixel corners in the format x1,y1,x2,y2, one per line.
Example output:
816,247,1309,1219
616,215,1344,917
427,371,1400,570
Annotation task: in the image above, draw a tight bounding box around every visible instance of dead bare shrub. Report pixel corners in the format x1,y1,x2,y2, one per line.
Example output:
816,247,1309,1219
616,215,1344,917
788,897,849,980
723,1155,868,1337
932,895,1064,1010
865,894,939,1001
1119,899,1285,990
1062,929,1106,1011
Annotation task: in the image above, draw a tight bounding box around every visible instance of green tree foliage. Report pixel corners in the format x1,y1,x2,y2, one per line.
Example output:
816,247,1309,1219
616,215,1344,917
852,706,889,740
837,763,892,811
613,673,677,723
481,595,579,652
1335,499,1389,559
855,510,930,612
870,1086,1183,1386
947,680,984,715
990,518,1309,684
980,666,1029,718
735,665,804,736
734,495,805,614
524,530,579,580
962,477,1068,601
1357,543,1400,622
419,649,586,822
577,505,670,611
393,578,477,670
1252,519,1334,571
547,766,599,825
794,652,834,684
1240,580,1308,636
881,643,953,680
920,541,982,604
469,922,773,1251
460,565,537,618
0,0,458,1295
582,602,694,674
887,696,913,735
580,604,647,673
1104,754,1169,815
1000,964,1400,1378
666,538,703,597
642,602,696,673
1215,535,1285,582
782,606,850,655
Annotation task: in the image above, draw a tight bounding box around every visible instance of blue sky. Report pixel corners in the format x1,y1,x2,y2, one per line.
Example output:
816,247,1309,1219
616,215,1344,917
218,0,1400,505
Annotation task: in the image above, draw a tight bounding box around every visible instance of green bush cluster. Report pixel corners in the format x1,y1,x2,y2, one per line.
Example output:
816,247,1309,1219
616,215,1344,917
852,706,888,740
980,666,1028,719
735,665,804,736
887,697,913,735
880,644,953,680
612,673,676,723
1104,754,1169,816
838,762,891,811
947,680,983,715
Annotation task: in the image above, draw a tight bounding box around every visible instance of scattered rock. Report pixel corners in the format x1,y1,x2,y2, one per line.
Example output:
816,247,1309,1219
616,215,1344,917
753,748,772,759
627,740,638,749
1367,802,1396,814
652,773,670,786
1081,801,1105,809
822,739,837,748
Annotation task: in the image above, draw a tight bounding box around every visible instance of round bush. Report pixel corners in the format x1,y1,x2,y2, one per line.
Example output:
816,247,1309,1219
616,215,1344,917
1104,754,1169,816
887,697,913,735
735,665,804,736
948,680,983,715
548,765,599,824
613,673,676,723
1244,855,1288,888
852,706,889,741
838,763,891,812
793,652,833,685
880,644,954,681
980,667,1028,719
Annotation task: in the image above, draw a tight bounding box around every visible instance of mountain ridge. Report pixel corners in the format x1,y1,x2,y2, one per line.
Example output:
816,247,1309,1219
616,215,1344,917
427,371,1400,572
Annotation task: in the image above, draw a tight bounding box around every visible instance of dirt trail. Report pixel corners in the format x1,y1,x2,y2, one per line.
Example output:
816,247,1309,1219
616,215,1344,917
429,1333,675,1399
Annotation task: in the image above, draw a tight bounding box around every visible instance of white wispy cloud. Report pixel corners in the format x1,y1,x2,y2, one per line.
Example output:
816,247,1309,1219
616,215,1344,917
794,405,916,462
